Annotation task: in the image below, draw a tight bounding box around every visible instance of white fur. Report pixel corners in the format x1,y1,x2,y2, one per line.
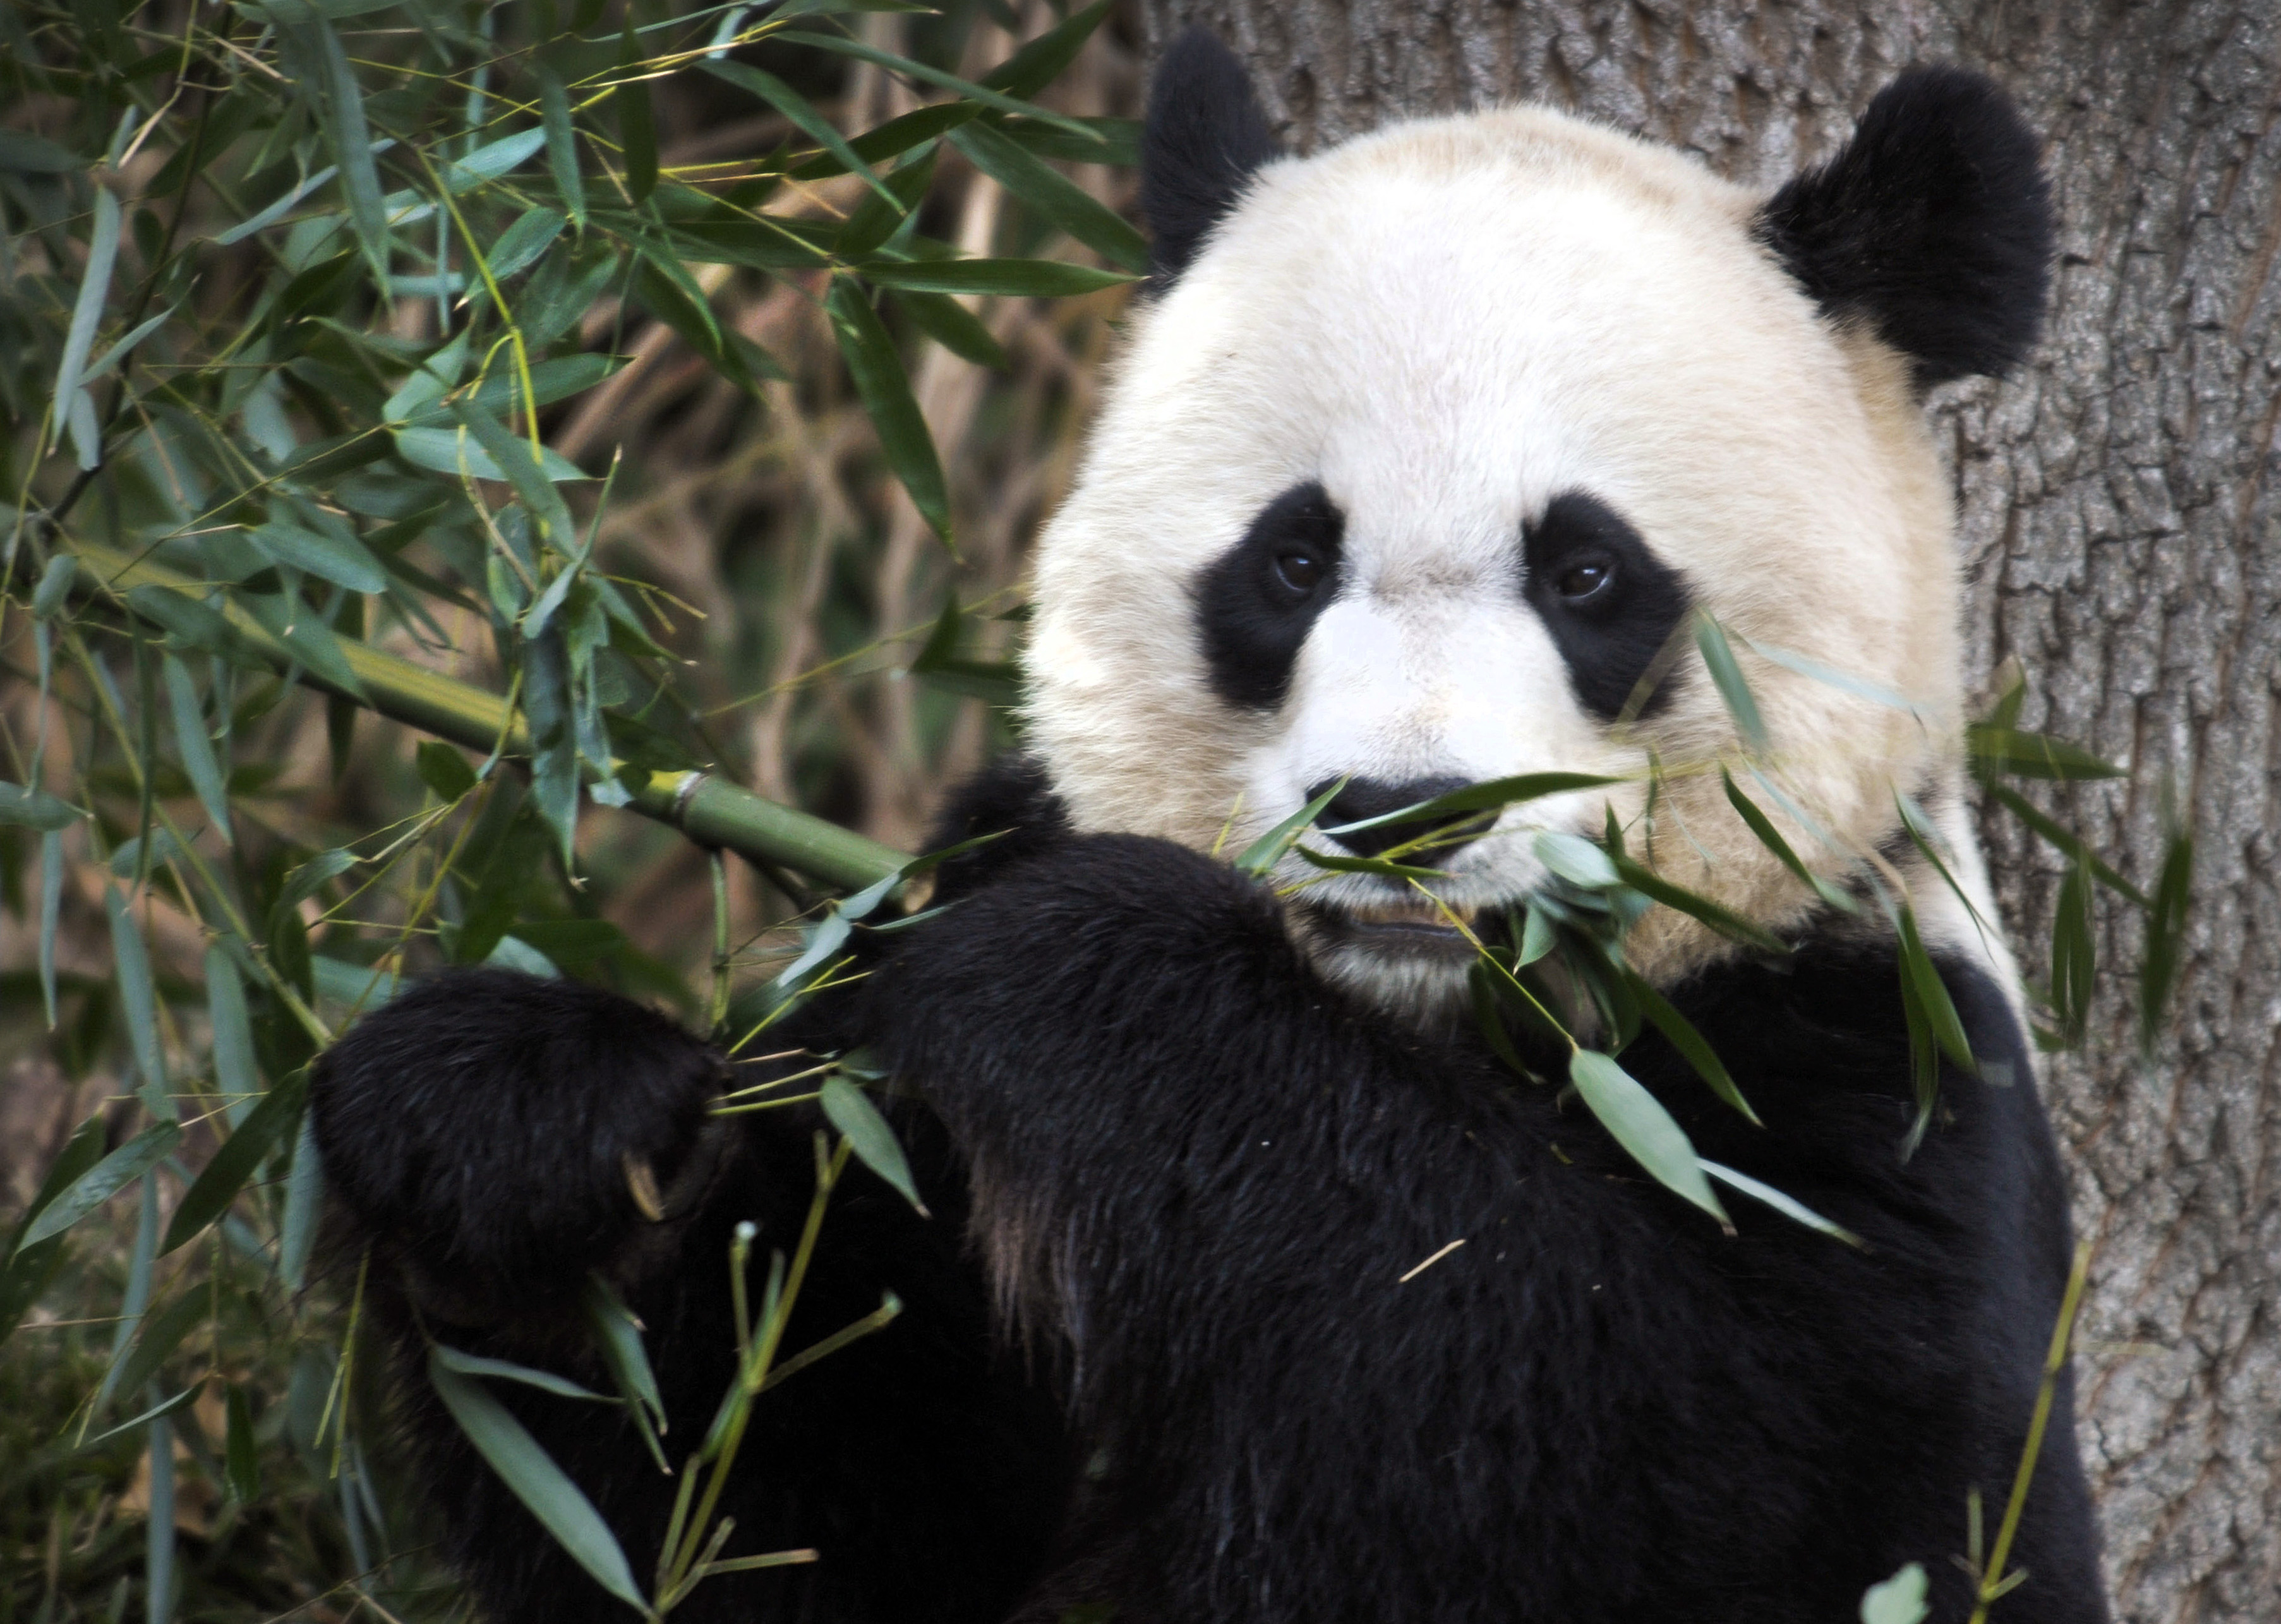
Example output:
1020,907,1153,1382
1026,104,2011,1011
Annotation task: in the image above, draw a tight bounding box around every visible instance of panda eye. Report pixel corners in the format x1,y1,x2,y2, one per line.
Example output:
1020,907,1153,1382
1554,555,1616,604
1273,551,1325,598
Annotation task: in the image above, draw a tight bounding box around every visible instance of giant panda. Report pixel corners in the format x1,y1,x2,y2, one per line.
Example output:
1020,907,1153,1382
311,30,2110,1624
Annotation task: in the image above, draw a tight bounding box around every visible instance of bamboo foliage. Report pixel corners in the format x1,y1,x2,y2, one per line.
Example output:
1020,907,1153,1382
0,1,1133,1615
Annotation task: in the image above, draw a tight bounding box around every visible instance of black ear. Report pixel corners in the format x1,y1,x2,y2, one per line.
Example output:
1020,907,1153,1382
1140,28,1282,285
1754,66,2054,387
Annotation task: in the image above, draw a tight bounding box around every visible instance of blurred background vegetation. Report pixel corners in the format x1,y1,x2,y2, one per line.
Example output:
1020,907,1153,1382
0,0,1138,1615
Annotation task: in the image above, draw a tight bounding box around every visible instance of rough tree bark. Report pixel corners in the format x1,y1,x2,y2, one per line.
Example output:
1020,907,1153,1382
1133,4,2279,1620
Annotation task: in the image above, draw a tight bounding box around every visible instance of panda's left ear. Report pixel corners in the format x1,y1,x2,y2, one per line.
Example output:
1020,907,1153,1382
1140,28,1283,286
1754,66,2055,387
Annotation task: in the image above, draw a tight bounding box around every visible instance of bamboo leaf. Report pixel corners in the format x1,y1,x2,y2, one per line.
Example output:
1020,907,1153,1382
1694,612,1767,751
0,130,85,172
774,30,1098,138
991,114,1141,167
790,103,978,179
582,1277,669,1472
426,1348,648,1611
888,288,1007,368
109,1290,209,1404
1538,831,1620,891
14,1121,183,1254
617,23,658,204
702,60,899,207
1700,1161,1862,1248
862,258,1133,298
2050,857,2094,1048
161,1073,309,1256
1896,906,1975,1073
53,186,121,469
836,145,937,258
225,1386,261,1501
308,7,392,285
8,1116,105,1251
1967,727,2128,781
948,121,1148,271
431,1342,617,1402
1859,1562,1930,1624
250,520,388,595
93,1179,160,1414
81,303,176,385
1739,634,1921,715
979,0,1114,99
1237,778,1347,877
450,406,580,550
1,1116,105,1344
488,206,569,282
1985,784,2146,907
417,739,478,800
1611,855,1790,954
1567,1050,1728,1226
628,250,749,387
535,61,586,228
1518,903,1558,966
33,553,77,618
821,1076,929,1217
1294,845,1446,881
278,1113,324,1290
826,278,950,546
2140,824,2193,1054
1470,964,1535,1077
105,887,171,1111
64,1383,202,1457
279,847,356,912
238,586,368,699
392,424,589,482
161,654,232,843
1721,769,1853,911
1321,771,1617,837
1628,975,1760,1125
0,783,78,829
38,830,63,1027
205,947,258,1113
440,129,547,193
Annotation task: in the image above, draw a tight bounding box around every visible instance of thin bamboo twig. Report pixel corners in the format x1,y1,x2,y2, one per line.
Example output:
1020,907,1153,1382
63,538,910,893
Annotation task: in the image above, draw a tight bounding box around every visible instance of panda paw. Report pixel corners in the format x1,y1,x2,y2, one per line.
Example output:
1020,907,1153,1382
310,968,728,1314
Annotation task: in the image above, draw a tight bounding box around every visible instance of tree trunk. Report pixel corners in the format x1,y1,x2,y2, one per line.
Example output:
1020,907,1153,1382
1136,4,2280,1620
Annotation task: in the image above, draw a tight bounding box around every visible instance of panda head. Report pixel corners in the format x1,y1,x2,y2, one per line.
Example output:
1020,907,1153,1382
1025,32,2054,1014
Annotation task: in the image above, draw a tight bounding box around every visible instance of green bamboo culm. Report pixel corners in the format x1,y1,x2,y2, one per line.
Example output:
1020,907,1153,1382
67,538,908,894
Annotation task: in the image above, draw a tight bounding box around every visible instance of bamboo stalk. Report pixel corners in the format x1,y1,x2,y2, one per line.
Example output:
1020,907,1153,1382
64,539,910,894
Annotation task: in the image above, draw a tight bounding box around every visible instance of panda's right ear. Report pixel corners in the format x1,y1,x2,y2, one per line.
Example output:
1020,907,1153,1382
1754,66,2054,388
1140,28,1282,286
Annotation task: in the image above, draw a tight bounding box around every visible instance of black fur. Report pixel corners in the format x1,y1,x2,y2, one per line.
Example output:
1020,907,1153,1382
1520,491,1693,721
1195,480,1346,711
314,760,2108,1623
1140,28,1282,284
312,960,1068,1624
1755,66,2055,387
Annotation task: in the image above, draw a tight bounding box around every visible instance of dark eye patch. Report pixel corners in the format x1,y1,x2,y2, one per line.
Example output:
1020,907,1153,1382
1520,492,1692,721
1195,481,1345,711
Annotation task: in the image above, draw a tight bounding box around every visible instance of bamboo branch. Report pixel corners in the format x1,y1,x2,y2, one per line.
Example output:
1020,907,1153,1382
63,538,910,894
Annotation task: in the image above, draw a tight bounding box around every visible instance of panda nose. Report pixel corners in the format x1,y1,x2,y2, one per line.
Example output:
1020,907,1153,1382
1308,775,1483,862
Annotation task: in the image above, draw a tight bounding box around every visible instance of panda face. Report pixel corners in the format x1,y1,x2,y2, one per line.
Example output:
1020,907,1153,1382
1027,105,1993,1011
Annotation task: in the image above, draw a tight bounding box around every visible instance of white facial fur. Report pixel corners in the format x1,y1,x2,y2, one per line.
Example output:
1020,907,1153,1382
1025,105,2013,1011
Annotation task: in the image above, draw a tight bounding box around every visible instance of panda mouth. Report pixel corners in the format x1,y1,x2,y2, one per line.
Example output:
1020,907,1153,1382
1304,898,1481,958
